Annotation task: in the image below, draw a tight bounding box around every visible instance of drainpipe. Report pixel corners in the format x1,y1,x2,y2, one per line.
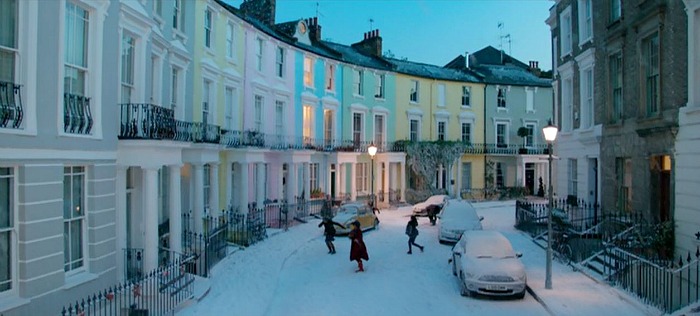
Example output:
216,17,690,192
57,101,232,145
483,83,488,187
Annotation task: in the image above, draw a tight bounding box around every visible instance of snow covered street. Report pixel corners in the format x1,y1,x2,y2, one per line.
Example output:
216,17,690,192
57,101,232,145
178,201,661,316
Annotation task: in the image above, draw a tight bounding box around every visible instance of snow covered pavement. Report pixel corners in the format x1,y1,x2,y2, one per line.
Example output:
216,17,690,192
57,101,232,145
178,200,662,316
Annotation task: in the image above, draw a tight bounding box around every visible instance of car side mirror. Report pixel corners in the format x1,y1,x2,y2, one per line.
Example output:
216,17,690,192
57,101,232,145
453,252,461,256
516,252,523,258
479,216,484,222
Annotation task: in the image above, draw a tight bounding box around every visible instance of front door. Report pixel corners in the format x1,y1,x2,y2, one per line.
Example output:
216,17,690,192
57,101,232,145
525,163,535,195
330,164,336,199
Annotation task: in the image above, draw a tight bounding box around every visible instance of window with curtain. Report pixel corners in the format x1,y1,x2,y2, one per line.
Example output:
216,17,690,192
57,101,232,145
64,2,89,97
0,167,14,292
0,0,17,83
120,34,135,103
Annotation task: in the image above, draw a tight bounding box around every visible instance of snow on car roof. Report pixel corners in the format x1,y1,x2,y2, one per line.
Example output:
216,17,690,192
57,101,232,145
440,200,479,220
460,230,516,258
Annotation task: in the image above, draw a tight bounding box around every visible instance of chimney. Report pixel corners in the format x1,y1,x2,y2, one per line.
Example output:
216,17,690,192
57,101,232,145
351,29,383,58
240,0,276,26
308,17,322,42
529,60,542,77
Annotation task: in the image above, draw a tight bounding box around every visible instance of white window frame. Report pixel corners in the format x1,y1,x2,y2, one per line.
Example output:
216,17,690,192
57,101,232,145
375,73,385,99
642,32,660,117
325,63,335,92
276,46,285,78
303,104,314,144
120,33,135,104
0,167,15,294
577,0,593,45
437,121,446,141
63,166,86,275
352,111,364,144
461,86,471,107
173,0,185,32
225,87,234,129
497,86,507,108
254,95,263,131
323,108,334,146
560,6,573,56
461,122,471,144
410,80,419,103
150,52,163,105
568,159,578,197
275,100,284,137
461,162,472,191
356,163,368,193
373,113,385,145
303,56,313,87
525,122,536,147
495,121,509,147
409,119,419,142
255,37,263,72
610,0,621,23
353,69,363,96
609,51,623,122
204,8,213,49
202,79,212,125
203,164,210,211
226,22,235,61
310,163,319,191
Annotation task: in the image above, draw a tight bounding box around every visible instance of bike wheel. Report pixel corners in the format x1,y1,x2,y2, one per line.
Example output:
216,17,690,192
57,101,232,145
557,244,573,265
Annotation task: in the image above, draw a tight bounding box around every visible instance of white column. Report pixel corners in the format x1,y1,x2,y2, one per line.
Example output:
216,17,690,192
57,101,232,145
256,162,265,206
239,162,249,213
457,161,463,197
287,163,297,201
115,166,127,280
193,163,204,233
169,165,182,256
383,161,389,203
225,161,232,210
335,163,342,199
338,163,345,198
276,164,284,201
142,166,160,273
209,163,220,213
303,162,310,199
350,163,357,200
400,161,406,202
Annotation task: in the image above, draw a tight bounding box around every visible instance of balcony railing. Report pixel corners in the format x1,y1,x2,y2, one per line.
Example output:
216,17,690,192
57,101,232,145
119,103,175,140
0,81,23,129
64,93,93,135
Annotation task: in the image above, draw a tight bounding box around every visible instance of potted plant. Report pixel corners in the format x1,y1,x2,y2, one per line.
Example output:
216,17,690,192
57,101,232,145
517,127,530,154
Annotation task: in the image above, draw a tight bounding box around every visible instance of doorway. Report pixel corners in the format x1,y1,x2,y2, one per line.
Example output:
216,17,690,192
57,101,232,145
651,155,671,222
525,163,535,195
330,164,336,199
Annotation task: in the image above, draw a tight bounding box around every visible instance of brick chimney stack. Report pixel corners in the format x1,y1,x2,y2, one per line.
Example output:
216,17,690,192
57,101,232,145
529,60,542,77
305,17,322,42
240,0,276,26
351,29,383,58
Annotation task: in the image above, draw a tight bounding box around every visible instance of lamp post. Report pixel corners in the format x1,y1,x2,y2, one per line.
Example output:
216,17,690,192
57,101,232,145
542,120,558,290
368,143,378,209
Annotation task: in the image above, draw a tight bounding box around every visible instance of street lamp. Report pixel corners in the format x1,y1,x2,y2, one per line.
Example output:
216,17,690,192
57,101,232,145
368,143,378,209
542,120,558,290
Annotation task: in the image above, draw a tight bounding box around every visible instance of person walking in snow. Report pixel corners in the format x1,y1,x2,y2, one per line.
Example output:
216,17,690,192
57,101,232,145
318,217,345,254
348,220,369,272
405,215,424,254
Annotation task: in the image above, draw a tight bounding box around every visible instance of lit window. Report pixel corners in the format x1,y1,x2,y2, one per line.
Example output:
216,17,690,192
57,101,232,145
63,166,85,272
304,56,313,87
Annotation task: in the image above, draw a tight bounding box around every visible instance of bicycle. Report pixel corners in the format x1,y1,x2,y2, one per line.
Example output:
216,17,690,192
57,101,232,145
553,231,574,266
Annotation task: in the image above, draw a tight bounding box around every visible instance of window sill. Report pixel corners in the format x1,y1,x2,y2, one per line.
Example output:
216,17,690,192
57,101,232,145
352,94,365,99
59,131,101,140
173,29,188,44
374,97,385,102
153,15,164,28
409,101,418,104
304,85,316,92
497,107,508,113
325,89,336,95
204,47,215,57
226,57,238,65
0,127,37,136
0,294,30,314
63,272,98,290
461,105,471,109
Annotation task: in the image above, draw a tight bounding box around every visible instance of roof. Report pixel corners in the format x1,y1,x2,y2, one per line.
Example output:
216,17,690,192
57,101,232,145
321,40,394,71
388,58,481,83
469,46,530,69
471,64,551,87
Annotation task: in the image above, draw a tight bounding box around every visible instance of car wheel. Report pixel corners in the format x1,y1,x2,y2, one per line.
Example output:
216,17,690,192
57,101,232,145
373,218,379,229
459,272,470,297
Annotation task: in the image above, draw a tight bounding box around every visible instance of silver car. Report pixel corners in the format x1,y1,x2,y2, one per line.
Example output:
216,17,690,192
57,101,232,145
437,199,483,243
451,230,527,299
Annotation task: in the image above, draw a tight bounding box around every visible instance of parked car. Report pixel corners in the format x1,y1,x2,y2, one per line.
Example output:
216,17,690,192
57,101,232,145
332,203,379,235
437,199,483,243
412,194,449,216
451,230,527,299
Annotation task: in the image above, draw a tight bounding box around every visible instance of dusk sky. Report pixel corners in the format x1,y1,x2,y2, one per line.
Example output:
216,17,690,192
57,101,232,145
228,0,554,71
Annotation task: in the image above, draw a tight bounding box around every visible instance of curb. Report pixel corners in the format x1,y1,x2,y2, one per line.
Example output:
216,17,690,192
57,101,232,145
525,285,556,316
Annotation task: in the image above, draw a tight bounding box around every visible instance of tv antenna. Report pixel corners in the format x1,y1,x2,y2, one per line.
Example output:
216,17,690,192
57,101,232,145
498,22,512,62
369,18,374,31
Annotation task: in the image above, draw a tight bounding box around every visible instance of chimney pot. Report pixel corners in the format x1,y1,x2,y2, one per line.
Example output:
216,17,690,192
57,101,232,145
535,61,539,68
364,32,367,40
314,17,317,25
377,29,380,37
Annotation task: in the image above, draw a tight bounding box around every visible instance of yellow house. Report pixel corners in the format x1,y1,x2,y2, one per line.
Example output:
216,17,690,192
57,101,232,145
389,58,485,196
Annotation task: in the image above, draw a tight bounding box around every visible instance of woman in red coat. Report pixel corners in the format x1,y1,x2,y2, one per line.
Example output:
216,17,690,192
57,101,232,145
348,220,369,272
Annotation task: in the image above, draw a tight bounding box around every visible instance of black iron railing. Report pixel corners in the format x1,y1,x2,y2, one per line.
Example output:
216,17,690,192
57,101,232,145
0,80,23,129
64,93,92,135
514,200,699,314
119,103,175,140
124,248,144,282
61,255,196,316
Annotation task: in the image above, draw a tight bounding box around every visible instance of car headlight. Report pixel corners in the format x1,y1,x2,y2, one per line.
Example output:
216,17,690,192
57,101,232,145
464,272,475,279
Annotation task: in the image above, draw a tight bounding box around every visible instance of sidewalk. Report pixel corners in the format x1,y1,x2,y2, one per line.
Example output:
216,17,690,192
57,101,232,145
509,229,663,316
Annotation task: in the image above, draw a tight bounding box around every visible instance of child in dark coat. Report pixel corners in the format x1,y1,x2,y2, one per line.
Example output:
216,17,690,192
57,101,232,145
405,215,424,254
348,220,369,272
318,218,345,254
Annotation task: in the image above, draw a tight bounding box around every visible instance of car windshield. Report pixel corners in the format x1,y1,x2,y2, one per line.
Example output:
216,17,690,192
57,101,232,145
337,206,358,215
